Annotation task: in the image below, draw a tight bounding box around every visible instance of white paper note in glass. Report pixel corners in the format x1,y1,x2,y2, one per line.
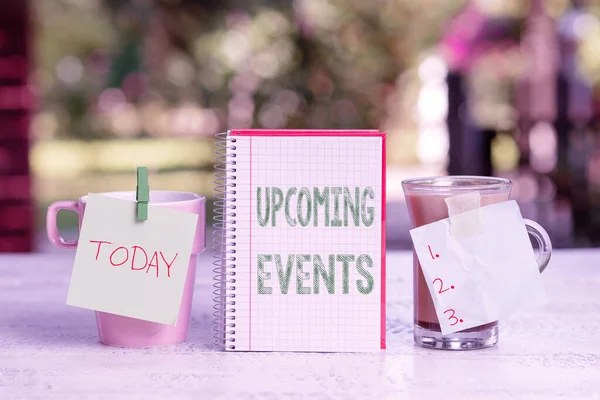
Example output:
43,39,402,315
66,194,198,325
409,200,548,335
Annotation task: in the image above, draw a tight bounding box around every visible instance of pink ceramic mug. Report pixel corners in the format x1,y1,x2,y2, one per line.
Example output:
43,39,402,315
46,191,206,348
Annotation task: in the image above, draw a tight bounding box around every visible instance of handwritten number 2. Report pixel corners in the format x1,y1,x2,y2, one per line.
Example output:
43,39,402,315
444,309,462,326
432,278,453,294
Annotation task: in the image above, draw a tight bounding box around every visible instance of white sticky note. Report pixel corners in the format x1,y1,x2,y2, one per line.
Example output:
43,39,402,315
66,194,198,325
409,200,548,335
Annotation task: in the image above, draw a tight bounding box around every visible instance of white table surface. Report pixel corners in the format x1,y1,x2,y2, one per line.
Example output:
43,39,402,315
1,249,599,400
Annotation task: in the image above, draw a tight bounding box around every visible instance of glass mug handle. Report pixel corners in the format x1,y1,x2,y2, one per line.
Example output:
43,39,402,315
523,219,552,273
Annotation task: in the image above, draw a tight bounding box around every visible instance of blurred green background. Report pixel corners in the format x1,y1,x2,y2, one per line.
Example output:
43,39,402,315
34,0,465,231
27,0,600,248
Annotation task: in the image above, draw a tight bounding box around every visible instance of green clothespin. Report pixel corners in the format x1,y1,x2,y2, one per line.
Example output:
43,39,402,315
136,167,149,221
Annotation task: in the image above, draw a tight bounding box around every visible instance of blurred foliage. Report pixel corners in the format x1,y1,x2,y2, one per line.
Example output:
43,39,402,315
32,0,469,141
30,0,600,162
28,0,600,247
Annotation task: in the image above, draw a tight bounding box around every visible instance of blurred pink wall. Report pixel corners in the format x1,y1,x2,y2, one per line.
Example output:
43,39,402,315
0,0,33,252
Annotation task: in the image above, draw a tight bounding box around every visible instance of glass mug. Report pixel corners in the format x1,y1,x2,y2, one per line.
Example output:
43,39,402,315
402,176,552,350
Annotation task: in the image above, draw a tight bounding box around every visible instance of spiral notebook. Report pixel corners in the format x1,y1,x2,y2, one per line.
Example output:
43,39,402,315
213,129,386,352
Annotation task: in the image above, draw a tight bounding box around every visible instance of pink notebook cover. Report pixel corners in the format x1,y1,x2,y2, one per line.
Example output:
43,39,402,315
220,129,386,351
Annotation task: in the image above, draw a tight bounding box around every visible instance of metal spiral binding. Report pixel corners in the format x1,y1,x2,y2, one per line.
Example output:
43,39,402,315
212,130,237,350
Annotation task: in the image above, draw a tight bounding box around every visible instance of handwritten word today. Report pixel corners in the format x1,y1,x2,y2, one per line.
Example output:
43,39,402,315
89,240,179,278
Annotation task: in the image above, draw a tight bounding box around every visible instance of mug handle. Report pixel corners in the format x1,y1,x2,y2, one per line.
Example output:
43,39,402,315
47,201,80,249
523,219,552,273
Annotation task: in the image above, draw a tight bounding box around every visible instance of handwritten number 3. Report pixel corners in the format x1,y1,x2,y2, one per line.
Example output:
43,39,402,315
444,309,460,326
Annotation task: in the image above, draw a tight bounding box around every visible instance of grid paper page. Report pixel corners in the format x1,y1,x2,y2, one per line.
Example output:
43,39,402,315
225,135,383,352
